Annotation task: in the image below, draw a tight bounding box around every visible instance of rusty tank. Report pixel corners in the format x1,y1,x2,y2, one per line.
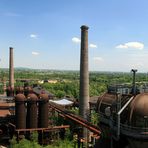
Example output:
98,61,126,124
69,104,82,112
15,94,26,129
26,93,38,128
38,94,49,128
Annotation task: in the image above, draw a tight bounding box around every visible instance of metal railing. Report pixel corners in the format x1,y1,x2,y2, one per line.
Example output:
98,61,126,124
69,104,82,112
99,112,148,139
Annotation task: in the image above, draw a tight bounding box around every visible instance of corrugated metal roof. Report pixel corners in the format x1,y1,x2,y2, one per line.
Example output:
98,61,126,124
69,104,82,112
33,86,54,97
0,110,11,117
49,99,73,106
0,102,15,109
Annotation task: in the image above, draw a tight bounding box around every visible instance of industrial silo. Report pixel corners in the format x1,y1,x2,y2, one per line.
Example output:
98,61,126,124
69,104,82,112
26,94,38,128
96,93,117,114
127,93,148,148
38,94,49,128
15,94,26,129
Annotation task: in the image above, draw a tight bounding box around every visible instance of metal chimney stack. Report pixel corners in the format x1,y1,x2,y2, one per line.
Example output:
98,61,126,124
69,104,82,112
9,47,14,89
79,25,90,120
131,69,137,95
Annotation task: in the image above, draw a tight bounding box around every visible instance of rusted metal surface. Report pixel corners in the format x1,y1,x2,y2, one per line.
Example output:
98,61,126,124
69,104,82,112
15,94,26,129
129,93,148,126
0,110,11,117
49,103,101,136
15,125,70,132
15,125,70,145
27,94,38,128
33,86,54,98
38,94,49,128
97,93,117,113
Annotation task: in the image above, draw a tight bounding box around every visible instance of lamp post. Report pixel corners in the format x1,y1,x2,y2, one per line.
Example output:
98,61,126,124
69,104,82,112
131,69,137,95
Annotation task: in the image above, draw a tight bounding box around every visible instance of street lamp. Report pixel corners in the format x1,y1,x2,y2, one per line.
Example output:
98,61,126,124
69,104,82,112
131,69,137,95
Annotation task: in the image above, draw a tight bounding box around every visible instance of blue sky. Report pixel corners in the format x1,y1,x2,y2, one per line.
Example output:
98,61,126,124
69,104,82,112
1,0,148,72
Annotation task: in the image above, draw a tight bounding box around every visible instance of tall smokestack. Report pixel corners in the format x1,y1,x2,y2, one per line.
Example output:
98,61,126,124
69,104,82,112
9,47,14,89
79,25,90,120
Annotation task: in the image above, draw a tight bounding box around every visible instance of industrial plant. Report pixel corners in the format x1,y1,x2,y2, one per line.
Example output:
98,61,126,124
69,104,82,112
0,26,148,148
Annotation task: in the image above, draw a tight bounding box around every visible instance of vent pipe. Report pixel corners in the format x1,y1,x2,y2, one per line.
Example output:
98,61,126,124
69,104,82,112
131,69,137,95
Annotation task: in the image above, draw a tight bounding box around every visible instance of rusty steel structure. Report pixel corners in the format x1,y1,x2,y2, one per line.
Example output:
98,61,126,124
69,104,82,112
94,71,148,148
15,125,70,144
129,93,148,126
3,26,148,148
15,125,70,133
38,94,49,128
26,94,38,128
49,103,101,138
0,26,102,146
15,94,26,129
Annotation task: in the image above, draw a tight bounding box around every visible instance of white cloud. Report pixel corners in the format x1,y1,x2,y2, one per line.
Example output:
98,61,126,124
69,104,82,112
130,62,144,70
72,37,81,43
89,44,97,48
93,57,104,62
116,42,144,50
134,62,144,67
116,44,128,49
30,34,38,39
32,52,39,56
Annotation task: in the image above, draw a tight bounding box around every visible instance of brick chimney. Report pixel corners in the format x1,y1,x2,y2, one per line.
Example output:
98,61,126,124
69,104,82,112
9,47,14,89
79,25,90,120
